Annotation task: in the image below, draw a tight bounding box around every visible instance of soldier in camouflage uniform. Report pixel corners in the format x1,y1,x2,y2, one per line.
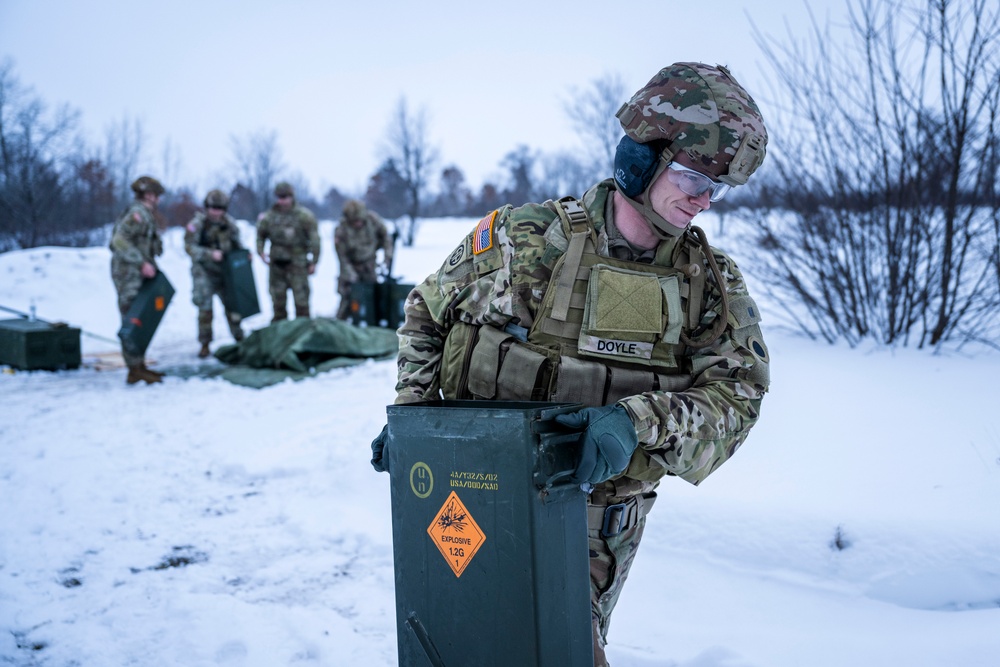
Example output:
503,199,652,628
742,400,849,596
372,63,771,665
109,175,167,385
185,189,246,358
255,182,320,322
334,199,394,320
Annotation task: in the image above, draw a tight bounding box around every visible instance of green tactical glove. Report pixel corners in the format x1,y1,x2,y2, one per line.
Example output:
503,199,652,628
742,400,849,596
554,405,638,485
371,424,389,473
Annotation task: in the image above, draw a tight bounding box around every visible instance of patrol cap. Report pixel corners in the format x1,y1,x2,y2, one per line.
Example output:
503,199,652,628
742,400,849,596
131,175,165,197
616,62,767,186
274,181,295,198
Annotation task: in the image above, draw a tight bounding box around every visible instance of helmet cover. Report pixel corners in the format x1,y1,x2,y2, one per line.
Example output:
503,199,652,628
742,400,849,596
131,175,165,197
342,199,367,221
203,189,230,209
616,62,767,186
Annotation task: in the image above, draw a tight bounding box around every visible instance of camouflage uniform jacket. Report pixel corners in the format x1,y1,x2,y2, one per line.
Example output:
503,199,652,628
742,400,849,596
184,212,243,274
255,204,320,265
334,212,393,282
396,180,770,486
109,202,163,268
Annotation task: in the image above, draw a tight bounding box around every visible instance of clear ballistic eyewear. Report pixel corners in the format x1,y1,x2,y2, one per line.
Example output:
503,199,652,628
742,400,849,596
666,161,731,202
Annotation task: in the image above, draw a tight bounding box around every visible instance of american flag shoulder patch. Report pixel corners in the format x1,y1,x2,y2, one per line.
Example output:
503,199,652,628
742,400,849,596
472,210,497,255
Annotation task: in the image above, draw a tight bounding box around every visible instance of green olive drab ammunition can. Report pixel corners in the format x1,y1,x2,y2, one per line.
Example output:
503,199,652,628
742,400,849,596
0,319,81,370
348,281,377,326
222,249,261,318
386,400,593,667
117,272,174,356
349,279,414,330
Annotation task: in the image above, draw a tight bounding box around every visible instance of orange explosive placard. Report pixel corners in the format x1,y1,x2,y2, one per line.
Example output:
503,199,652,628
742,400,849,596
426,491,486,577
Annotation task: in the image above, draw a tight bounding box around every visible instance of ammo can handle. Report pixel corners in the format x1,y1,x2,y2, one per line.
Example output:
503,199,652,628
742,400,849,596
534,405,585,491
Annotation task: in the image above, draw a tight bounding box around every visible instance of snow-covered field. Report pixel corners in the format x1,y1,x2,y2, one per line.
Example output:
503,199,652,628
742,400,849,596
2,216,999,666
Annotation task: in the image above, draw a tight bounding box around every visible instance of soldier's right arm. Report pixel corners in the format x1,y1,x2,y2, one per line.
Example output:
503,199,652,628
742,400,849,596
394,210,517,404
373,215,391,250
255,212,269,255
183,217,209,262
395,279,449,403
228,218,244,250
334,224,356,279
109,207,150,265
301,208,320,264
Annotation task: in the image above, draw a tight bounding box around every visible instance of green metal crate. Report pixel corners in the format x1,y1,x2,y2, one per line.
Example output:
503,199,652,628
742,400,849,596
0,319,81,370
222,249,261,318
386,400,593,667
349,279,415,329
117,272,174,356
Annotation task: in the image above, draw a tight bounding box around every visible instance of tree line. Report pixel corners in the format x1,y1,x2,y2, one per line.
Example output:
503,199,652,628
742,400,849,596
2,0,998,349
0,62,623,252
742,0,1000,349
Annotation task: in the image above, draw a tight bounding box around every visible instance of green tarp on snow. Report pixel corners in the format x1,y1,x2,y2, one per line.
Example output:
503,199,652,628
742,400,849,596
212,317,398,388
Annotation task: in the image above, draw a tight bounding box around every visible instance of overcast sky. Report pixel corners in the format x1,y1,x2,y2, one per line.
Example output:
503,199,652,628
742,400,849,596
0,0,840,198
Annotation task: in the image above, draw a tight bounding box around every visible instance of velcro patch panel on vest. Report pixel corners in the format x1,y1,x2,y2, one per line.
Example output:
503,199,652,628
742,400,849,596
579,335,654,360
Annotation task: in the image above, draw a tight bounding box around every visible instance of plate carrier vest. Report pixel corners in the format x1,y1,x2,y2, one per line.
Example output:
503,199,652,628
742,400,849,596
439,197,732,408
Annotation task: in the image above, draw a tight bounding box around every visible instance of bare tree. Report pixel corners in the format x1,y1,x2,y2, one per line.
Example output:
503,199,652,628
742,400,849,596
62,152,116,244
103,114,146,212
229,129,285,216
500,144,537,207
324,185,350,220
563,73,627,181
159,137,183,191
0,59,81,249
429,165,472,216
365,158,409,220
473,181,506,215
381,97,438,245
536,150,593,201
746,0,1000,348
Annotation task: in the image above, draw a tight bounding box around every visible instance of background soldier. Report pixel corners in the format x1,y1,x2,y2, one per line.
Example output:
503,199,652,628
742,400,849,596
334,199,394,320
255,181,320,322
372,63,771,666
184,189,245,358
109,175,167,385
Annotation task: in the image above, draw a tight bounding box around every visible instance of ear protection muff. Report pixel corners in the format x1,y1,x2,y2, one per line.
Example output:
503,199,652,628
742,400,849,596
613,135,686,239
613,135,660,198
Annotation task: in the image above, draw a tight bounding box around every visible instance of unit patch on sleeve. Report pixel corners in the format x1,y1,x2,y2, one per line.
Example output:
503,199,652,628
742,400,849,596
472,210,497,255
447,242,466,268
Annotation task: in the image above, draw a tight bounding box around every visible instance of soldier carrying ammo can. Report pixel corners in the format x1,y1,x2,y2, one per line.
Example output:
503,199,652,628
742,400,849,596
334,198,394,321
109,175,168,385
184,189,246,358
373,62,772,666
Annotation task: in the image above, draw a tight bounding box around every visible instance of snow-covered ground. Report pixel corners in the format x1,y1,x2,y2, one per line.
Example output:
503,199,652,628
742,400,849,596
2,216,999,666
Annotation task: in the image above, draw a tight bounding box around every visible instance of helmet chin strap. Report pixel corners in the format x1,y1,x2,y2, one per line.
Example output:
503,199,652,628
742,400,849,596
616,148,687,240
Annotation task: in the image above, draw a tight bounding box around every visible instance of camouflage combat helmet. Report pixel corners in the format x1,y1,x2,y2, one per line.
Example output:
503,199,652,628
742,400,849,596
203,189,230,209
131,175,165,197
274,181,295,198
342,199,367,221
613,62,767,237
